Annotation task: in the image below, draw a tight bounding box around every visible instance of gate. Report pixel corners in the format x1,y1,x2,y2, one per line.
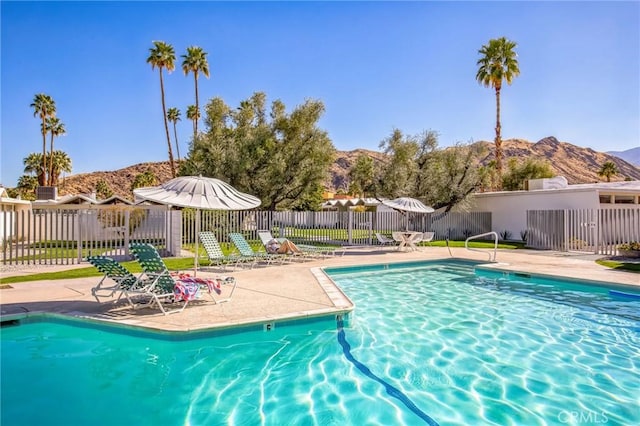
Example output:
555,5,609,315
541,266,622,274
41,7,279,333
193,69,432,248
526,208,640,255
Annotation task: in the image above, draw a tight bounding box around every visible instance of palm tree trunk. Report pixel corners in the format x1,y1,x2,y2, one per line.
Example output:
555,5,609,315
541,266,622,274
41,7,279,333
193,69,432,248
159,69,176,177
494,87,503,190
48,133,55,186
194,72,199,139
173,122,181,161
41,117,47,186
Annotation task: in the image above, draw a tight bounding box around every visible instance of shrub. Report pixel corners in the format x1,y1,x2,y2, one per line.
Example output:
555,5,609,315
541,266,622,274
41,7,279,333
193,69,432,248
499,230,512,241
618,242,640,251
520,230,528,242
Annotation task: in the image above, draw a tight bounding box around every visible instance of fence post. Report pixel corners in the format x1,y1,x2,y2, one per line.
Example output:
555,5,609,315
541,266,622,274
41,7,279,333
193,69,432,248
76,210,83,263
347,211,353,245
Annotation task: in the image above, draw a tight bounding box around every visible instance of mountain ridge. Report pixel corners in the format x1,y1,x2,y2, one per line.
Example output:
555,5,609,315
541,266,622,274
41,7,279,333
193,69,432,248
56,137,640,200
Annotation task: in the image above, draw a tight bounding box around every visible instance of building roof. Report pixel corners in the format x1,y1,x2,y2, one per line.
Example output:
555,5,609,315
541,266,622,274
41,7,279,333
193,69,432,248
475,179,640,198
322,197,381,208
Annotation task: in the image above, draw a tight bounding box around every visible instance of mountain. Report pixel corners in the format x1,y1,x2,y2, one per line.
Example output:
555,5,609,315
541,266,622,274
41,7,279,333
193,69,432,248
607,146,640,167
475,136,640,184
56,137,639,200
58,162,175,200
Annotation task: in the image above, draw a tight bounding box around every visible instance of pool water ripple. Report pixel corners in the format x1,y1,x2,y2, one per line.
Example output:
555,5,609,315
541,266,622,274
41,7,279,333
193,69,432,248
330,265,639,425
2,262,639,425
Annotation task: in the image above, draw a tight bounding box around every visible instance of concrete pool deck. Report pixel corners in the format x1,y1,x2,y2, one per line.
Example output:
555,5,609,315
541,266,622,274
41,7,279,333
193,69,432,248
1,247,638,333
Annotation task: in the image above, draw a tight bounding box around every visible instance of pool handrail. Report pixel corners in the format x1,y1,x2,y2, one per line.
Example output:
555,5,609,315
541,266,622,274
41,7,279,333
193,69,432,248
465,232,498,262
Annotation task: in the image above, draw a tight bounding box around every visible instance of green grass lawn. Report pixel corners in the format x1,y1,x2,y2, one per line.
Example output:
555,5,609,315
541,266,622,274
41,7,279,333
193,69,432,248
595,259,640,273
10,241,636,285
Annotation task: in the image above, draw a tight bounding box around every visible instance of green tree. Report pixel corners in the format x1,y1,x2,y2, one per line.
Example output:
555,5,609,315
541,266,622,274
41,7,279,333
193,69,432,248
377,129,419,197
501,157,554,191
181,92,335,210
48,150,72,186
598,161,618,182
131,170,158,191
348,154,376,197
95,179,114,199
30,93,56,185
167,107,182,161
147,41,177,177
44,116,66,186
419,143,487,211
186,104,200,140
16,175,38,200
181,46,210,139
23,152,45,186
378,130,487,211
476,37,520,188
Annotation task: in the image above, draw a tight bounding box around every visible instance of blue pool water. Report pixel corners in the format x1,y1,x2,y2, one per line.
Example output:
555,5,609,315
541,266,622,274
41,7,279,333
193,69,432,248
2,260,639,425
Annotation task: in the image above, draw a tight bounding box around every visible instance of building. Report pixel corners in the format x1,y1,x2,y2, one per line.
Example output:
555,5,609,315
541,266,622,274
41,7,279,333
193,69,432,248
470,177,640,239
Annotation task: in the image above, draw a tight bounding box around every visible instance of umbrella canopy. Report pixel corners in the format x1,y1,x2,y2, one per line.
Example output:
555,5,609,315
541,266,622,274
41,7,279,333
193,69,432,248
382,197,434,213
134,176,261,274
134,175,261,210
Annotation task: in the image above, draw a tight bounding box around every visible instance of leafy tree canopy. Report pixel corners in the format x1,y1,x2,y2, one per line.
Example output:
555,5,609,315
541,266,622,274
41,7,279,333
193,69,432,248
369,129,488,212
501,157,554,191
131,170,158,191
348,154,375,197
95,179,114,199
180,92,335,210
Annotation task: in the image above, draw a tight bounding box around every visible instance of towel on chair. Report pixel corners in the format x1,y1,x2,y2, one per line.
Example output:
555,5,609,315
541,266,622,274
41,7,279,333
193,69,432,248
172,274,224,301
173,280,201,301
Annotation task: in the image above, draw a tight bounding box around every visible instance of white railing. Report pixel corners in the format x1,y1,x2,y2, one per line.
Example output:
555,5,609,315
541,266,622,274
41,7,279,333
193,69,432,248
465,231,498,262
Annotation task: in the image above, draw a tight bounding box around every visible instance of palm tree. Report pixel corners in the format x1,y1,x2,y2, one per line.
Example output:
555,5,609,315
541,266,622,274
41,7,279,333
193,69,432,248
48,150,72,186
147,41,177,177
181,46,210,138
186,104,200,136
598,161,618,182
167,107,181,161
23,152,45,185
476,37,520,188
30,93,56,185
16,175,39,200
45,116,66,186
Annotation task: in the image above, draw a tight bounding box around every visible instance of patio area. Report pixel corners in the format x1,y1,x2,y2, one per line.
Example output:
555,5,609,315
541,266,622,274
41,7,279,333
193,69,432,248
1,246,638,333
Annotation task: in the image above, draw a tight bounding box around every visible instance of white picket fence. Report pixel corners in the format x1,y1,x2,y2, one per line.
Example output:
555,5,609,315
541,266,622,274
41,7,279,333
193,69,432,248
1,206,492,265
527,207,640,255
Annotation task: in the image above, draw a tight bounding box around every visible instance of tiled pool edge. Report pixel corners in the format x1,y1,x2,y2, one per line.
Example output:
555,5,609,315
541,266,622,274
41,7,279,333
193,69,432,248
311,267,354,310
0,267,356,336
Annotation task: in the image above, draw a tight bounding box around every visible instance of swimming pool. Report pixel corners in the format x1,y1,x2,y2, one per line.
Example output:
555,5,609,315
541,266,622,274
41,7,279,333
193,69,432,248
1,260,638,425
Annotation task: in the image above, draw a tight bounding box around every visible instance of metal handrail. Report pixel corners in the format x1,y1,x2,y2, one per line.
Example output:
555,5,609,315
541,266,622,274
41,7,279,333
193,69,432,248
465,231,498,262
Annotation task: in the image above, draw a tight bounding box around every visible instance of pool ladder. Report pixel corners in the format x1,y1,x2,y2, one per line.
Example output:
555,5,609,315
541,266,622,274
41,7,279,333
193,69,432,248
465,231,498,262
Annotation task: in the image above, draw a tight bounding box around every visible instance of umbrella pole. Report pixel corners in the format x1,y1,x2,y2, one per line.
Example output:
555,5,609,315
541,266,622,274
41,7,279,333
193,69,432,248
194,210,200,276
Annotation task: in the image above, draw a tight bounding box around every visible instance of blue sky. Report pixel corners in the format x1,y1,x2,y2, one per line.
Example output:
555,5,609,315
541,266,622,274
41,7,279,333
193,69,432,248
2,1,639,188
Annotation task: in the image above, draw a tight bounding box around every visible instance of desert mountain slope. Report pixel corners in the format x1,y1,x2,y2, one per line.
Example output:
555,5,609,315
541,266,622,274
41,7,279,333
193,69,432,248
56,137,639,200
608,146,640,166
474,136,640,184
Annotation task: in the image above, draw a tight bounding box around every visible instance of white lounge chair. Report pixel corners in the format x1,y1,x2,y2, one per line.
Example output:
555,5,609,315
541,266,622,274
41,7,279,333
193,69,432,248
257,230,336,258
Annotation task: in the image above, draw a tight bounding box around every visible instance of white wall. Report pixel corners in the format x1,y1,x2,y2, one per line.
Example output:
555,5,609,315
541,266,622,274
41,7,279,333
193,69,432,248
470,189,600,238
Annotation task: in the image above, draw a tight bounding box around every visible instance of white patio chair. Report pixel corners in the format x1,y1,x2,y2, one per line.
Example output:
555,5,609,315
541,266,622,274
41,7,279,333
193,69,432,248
375,232,396,246
422,232,435,246
392,231,406,250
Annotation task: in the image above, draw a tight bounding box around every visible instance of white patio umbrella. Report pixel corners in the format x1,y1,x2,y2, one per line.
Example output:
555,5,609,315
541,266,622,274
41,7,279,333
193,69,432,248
382,197,434,231
134,176,261,274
